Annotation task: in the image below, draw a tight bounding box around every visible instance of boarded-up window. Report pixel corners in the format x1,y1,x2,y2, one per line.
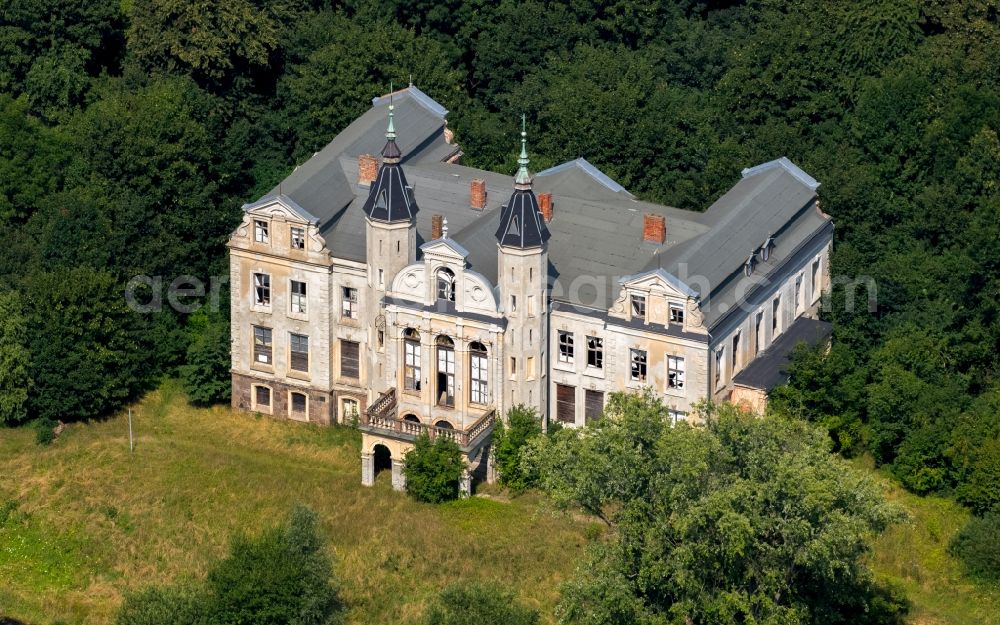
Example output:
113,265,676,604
584,390,604,423
556,384,575,424
341,340,360,379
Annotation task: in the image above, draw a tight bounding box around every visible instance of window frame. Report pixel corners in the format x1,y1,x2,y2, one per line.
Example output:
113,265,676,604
289,333,309,372
253,272,271,306
404,334,421,391
254,219,269,243
290,279,307,314
253,325,272,365
630,294,646,321
289,391,308,418
341,286,358,319
340,339,360,379
469,343,488,405
587,336,604,369
630,348,648,383
667,355,685,390
253,385,272,412
669,302,685,325
557,330,574,364
290,226,305,250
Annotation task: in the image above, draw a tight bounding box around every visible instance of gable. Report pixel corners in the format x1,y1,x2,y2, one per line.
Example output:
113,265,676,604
243,195,318,225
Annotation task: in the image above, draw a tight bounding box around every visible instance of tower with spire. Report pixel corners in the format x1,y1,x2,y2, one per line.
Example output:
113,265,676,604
496,116,549,416
362,89,417,393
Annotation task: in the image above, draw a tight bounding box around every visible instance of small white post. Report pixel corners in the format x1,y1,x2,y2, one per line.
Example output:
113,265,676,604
128,408,134,453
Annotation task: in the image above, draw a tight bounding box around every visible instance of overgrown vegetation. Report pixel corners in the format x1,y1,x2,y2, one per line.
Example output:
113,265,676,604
949,507,1000,583
117,505,345,625
403,433,464,504
422,583,539,625
526,391,910,625
491,405,543,493
0,383,589,624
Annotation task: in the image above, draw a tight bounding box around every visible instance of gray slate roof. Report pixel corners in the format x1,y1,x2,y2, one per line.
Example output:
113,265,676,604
251,87,830,327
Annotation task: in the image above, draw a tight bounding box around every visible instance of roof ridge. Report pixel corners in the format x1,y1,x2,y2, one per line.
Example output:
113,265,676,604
371,85,448,118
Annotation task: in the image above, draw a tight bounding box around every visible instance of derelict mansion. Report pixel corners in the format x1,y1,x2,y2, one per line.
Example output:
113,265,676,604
228,86,833,490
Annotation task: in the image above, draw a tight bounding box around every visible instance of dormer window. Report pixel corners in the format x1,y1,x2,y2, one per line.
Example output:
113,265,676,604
290,226,305,249
744,254,757,277
669,302,685,325
631,294,646,321
436,268,456,302
254,220,269,243
760,236,775,262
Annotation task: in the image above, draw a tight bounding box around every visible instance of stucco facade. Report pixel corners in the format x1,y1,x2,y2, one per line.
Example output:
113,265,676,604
227,86,833,493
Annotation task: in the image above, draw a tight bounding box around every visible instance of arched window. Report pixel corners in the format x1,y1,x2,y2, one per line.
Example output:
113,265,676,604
403,328,421,391
436,267,456,302
469,341,488,404
436,335,455,407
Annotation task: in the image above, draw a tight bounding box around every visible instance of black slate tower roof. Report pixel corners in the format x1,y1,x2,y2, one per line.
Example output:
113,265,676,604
495,118,549,249
362,98,417,223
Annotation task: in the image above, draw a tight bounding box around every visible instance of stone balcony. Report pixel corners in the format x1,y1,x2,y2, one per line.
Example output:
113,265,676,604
360,388,496,453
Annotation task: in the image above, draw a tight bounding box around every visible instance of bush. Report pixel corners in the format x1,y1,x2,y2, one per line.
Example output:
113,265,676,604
956,437,1000,515
949,507,1000,582
116,586,203,625
403,433,464,503
181,312,232,406
423,582,538,625
32,417,56,445
116,505,344,625
492,405,542,492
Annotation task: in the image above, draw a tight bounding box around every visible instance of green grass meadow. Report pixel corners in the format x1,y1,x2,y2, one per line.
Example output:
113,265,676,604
0,381,592,625
1,384,997,624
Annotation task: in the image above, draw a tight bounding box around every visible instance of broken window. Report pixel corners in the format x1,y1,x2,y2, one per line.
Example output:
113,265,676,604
254,220,269,243
630,349,647,382
436,268,456,302
341,286,357,319
669,303,685,325
290,226,305,250
587,336,603,369
631,294,646,320
404,329,421,391
558,330,574,363
668,355,685,389
290,280,307,314
253,273,270,306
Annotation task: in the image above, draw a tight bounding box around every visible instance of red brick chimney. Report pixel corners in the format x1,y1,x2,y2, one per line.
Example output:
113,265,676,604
643,214,666,244
358,154,378,187
470,178,487,210
538,192,553,222
431,214,443,240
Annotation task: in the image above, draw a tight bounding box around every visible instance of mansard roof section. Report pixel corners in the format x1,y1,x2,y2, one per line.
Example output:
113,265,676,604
242,194,320,225
535,158,635,200
741,157,820,191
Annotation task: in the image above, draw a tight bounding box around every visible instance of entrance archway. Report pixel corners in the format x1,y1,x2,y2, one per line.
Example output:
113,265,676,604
373,444,391,477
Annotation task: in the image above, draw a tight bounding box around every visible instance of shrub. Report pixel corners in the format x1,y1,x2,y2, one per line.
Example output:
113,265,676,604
492,405,542,492
423,582,538,625
181,313,232,406
956,437,1000,515
116,505,344,625
32,417,56,445
949,507,1000,582
116,586,203,625
403,433,464,503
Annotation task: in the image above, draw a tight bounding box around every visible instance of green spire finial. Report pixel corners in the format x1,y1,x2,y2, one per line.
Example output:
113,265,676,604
386,82,396,140
515,113,531,186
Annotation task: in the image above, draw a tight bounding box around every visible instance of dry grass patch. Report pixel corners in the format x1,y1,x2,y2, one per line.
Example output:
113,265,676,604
0,381,591,625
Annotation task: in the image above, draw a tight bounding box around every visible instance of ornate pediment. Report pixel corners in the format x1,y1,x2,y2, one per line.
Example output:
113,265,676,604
618,268,697,299
242,194,319,225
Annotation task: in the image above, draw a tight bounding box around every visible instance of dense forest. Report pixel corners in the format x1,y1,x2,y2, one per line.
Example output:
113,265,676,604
0,0,998,563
